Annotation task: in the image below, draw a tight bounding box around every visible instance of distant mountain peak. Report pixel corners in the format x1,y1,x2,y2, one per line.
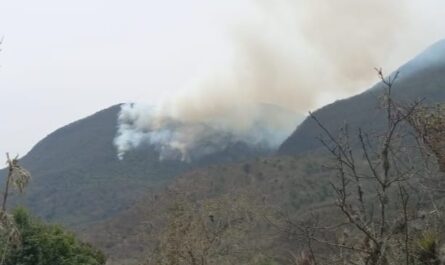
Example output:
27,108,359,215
279,40,445,155
398,39,445,76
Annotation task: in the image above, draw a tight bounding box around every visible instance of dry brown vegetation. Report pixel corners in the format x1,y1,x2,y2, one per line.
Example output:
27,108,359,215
273,70,445,265
84,154,335,265
82,71,445,265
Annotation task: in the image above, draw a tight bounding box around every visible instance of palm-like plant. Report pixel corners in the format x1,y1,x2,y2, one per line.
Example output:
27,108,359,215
2,153,31,212
0,153,31,264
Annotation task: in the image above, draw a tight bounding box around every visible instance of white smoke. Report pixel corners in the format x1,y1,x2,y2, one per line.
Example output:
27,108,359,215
114,102,300,161
113,0,444,160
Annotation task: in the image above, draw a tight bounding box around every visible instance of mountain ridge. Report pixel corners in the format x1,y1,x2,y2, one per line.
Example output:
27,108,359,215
1,102,297,227
279,39,445,155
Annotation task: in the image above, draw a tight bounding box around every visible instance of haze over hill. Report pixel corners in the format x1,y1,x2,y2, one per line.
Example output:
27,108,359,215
1,40,444,229
83,40,445,264
115,103,300,161
2,1,445,264
2,0,445,158
280,39,445,155
0,103,298,227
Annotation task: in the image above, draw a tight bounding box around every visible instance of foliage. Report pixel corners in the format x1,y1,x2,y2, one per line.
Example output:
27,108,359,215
415,231,441,265
2,207,105,265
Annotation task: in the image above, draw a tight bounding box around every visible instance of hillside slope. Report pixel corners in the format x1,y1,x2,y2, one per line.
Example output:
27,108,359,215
85,40,445,265
1,105,190,226
1,104,295,227
84,155,335,265
279,39,445,155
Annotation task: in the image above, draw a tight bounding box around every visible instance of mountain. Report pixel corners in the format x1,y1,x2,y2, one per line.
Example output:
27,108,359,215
279,39,445,155
0,103,298,227
0,39,441,264
1,105,188,226
83,40,445,264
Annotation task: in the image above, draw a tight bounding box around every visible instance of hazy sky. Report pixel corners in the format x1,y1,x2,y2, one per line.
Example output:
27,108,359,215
1,0,445,157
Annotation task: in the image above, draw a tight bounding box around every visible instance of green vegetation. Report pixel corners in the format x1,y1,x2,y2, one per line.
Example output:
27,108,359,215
2,208,105,265
416,231,440,265
0,104,272,228
0,155,106,265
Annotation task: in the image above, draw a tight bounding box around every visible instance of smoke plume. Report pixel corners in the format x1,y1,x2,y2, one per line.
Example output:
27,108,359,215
114,102,300,160
114,0,439,160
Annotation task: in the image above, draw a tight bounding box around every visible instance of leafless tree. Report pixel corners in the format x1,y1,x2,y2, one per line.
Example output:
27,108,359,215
279,69,445,265
145,193,265,265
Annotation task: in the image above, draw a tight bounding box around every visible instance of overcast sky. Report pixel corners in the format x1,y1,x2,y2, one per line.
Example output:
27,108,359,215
1,0,445,157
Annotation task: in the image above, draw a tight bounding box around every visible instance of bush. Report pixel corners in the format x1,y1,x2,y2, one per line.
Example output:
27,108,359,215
3,208,105,265
416,231,440,265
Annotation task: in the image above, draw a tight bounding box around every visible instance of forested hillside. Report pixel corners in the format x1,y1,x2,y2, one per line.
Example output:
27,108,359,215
83,40,445,265
0,104,294,227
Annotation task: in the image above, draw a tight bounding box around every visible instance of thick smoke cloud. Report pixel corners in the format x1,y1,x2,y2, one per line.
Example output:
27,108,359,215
114,103,299,160
114,0,440,160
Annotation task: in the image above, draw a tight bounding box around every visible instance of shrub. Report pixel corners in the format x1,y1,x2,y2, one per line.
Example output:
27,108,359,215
3,208,106,265
416,231,440,265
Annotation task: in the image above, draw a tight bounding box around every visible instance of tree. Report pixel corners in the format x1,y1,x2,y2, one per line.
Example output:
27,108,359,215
2,153,30,211
408,104,445,172
0,154,106,265
280,69,445,265
3,208,106,265
0,154,31,263
145,193,267,265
